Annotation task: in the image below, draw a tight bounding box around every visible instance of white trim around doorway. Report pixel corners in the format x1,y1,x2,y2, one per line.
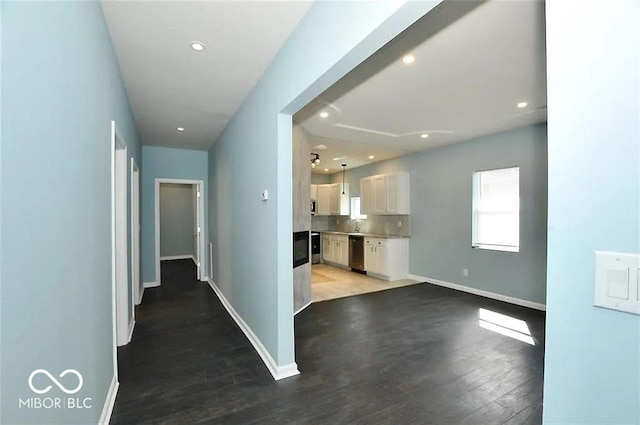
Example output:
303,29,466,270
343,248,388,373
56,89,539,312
154,178,206,287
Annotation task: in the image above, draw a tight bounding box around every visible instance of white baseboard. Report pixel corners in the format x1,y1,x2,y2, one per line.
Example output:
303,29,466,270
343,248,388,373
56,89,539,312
98,375,119,425
143,281,159,288
207,278,300,381
407,274,546,311
137,286,144,304
160,255,193,261
191,255,198,266
200,275,209,283
127,319,135,343
294,300,312,316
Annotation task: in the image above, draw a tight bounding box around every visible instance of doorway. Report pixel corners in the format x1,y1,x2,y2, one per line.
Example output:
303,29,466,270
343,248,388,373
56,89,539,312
154,179,205,286
111,121,130,350
131,159,141,305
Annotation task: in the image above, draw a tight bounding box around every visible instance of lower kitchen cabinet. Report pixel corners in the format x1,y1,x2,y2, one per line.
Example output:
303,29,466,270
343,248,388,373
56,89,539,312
364,238,409,281
322,234,349,267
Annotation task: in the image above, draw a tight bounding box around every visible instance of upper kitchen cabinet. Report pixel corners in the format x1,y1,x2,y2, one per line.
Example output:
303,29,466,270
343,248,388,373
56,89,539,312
310,184,318,203
312,183,350,216
360,172,410,215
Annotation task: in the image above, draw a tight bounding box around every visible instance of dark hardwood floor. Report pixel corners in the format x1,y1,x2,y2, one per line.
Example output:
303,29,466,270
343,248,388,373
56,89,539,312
111,259,544,424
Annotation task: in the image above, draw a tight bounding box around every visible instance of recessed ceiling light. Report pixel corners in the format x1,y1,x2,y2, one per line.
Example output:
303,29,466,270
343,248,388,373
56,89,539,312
313,144,327,150
402,54,415,65
421,133,429,139
190,41,205,51
368,155,375,159
320,111,329,119
177,127,185,132
324,168,329,172
517,102,528,108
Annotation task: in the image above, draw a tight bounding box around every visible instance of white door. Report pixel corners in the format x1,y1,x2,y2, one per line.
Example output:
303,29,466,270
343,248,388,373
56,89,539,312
195,183,202,280
131,160,141,305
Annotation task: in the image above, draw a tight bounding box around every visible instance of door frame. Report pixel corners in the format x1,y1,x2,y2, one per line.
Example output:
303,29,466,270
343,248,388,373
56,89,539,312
131,159,141,306
155,178,205,286
111,121,130,356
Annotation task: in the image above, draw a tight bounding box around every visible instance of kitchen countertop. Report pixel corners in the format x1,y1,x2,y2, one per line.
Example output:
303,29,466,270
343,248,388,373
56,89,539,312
318,231,410,239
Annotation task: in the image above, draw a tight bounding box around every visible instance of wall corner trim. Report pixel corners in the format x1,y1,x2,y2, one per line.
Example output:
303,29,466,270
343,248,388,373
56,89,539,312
127,319,135,343
294,301,312,316
207,279,300,381
407,274,546,311
137,287,145,305
98,375,119,425
143,281,160,289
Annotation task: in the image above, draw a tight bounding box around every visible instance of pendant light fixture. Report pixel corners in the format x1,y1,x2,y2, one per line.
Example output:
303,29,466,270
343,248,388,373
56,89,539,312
310,153,320,168
341,164,347,197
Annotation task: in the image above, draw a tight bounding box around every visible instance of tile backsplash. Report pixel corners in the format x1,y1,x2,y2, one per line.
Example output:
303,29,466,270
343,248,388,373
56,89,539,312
312,214,410,237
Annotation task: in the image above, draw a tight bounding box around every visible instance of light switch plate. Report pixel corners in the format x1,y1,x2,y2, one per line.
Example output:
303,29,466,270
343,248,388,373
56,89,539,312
594,251,640,315
260,190,269,201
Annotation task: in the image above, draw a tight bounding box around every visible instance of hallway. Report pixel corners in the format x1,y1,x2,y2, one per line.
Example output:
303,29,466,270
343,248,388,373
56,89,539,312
112,260,545,424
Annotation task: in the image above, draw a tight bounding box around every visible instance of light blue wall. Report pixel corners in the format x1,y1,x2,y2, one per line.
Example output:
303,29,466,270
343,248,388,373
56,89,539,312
329,124,548,305
543,1,639,423
208,1,443,367
311,173,331,185
1,1,140,423
141,146,208,284
159,184,195,258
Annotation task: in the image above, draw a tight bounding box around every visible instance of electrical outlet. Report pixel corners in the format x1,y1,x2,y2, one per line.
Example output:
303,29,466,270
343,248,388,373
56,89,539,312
398,220,402,227
462,268,469,277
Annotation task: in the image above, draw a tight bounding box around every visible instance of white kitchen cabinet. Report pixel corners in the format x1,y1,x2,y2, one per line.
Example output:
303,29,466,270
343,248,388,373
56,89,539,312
360,172,410,215
313,183,350,216
322,233,349,267
364,237,409,281
322,234,333,263
361,178,374,213
373,175,387,213
316,185,331,216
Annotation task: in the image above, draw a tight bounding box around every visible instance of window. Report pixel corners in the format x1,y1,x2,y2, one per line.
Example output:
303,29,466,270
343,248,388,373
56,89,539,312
472,167,520,252
350,197,367,220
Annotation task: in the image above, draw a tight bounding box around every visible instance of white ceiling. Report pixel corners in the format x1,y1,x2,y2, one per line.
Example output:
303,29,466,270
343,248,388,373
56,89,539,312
102,0,312,151
295,0,547,174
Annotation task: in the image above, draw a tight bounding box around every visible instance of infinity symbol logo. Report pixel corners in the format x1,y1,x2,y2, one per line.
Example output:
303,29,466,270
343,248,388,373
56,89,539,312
28,369,83,395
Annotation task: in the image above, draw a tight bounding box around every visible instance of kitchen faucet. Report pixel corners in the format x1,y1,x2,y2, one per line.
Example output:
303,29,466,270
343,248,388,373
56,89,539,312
354,219,361,233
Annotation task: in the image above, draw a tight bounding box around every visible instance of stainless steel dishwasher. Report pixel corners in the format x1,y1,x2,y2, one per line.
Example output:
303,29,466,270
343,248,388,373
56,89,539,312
349,235,365,272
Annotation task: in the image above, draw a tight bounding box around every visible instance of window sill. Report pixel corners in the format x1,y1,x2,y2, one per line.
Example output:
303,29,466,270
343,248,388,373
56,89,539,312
472,244,519,253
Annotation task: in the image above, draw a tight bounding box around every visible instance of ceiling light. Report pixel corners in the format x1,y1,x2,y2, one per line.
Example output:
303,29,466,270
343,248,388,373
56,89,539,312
177,127,185,132
311,152,320,167
324,168,329,172
313,144,327,150
402,54,415,65
517,102,528,108
421,133,429,139
368,155,375,159
190,41,205,51
320,111,329,119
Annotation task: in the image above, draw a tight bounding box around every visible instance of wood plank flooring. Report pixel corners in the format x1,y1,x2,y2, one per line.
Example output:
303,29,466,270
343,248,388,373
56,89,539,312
111,259,544,424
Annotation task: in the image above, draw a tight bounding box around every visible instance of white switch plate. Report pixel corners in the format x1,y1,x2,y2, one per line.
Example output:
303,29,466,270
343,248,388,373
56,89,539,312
594,251,640,315
260,190,269,201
